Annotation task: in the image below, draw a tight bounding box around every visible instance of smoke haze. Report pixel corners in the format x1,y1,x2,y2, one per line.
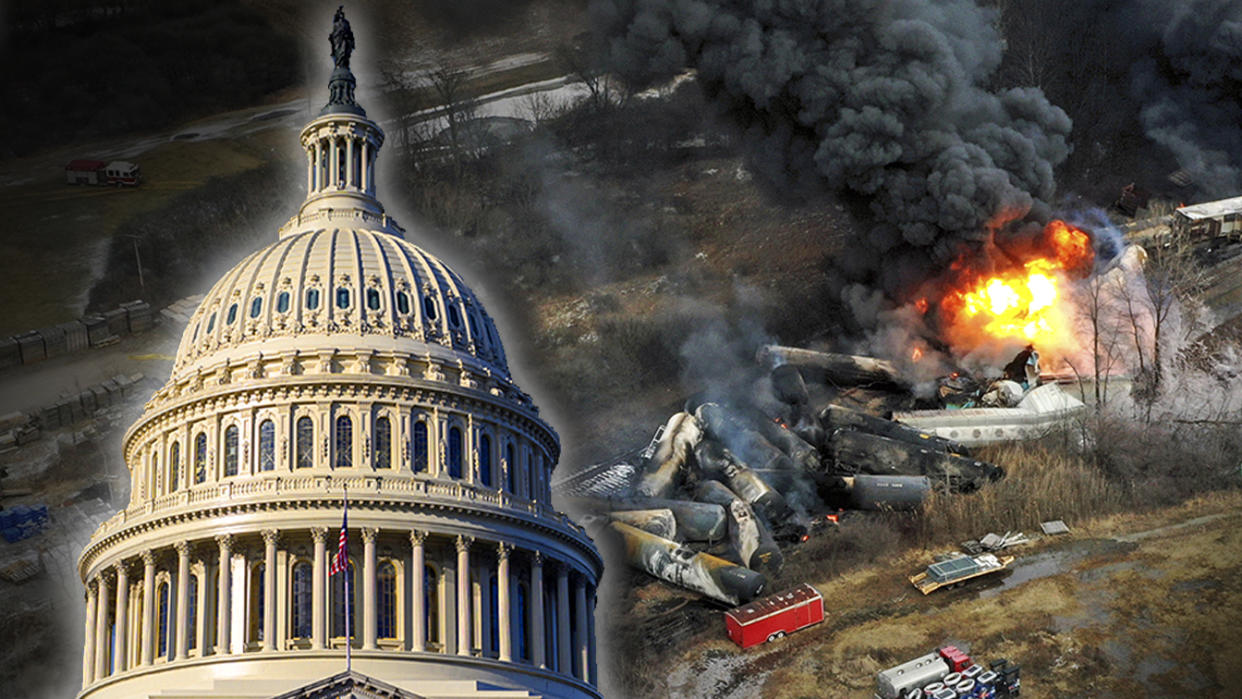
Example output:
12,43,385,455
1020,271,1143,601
592,0,1073,310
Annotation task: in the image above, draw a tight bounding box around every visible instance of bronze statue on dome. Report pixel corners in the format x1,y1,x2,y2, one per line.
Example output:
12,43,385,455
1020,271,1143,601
330,6,355,69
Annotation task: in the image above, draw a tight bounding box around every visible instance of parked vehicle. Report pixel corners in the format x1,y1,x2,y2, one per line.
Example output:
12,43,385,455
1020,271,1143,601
724,583,823,648
65,159,141,186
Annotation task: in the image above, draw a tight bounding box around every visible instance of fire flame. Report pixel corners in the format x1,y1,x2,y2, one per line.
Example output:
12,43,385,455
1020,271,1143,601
941,220,1094,353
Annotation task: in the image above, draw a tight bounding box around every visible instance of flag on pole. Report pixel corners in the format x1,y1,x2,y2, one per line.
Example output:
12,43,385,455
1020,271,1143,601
329,491,348,575
331,485,352,671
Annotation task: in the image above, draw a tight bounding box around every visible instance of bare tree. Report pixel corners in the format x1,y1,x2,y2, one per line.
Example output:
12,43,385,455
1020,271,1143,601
1072,272,1126,411
556,41,627,113
378,61,434,159
1134,230,1209,413
522,91,559,128
428,64,480,172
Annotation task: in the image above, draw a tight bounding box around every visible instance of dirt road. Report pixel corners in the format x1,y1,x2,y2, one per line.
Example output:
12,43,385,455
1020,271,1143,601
641,492,1242,698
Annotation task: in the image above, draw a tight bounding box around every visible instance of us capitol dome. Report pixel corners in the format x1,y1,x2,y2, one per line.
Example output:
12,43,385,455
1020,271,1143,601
76,9,602,698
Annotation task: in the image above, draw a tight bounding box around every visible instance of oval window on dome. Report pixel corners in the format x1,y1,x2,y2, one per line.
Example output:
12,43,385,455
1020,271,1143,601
366,288,380,311
448,305,462,328
306,288,320,310
250,297,263,318
206,313,216,334
336,287,351,309
423,296,438,320
226,303,238,325
276,291,290,313
468,313,479,337
396,291,410,315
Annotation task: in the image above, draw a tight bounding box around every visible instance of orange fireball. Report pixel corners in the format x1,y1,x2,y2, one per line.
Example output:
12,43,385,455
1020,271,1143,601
941,220,1093,351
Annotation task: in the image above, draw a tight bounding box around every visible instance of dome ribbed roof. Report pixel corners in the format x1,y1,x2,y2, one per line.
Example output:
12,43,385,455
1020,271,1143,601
172,227,509,382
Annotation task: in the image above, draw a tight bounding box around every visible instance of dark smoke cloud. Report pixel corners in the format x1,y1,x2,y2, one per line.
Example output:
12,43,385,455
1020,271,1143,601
592,0,1073,310
1130,0,1242,198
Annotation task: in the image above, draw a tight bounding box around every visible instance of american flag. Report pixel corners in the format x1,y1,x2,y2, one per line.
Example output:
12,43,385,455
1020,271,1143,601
329,489,348,575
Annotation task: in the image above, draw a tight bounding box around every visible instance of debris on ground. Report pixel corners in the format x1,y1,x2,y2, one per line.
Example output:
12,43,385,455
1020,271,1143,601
1041,519,1071,535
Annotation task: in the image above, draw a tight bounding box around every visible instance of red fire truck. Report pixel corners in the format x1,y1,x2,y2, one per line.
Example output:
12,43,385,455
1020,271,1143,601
725,583,824,648
65,159,141,186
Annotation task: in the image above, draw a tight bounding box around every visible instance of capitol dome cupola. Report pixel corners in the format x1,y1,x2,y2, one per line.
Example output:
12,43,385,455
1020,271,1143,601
291,5,387,233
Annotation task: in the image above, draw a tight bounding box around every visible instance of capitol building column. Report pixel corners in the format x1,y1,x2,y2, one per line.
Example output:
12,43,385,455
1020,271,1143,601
530,552,545,669
311,527,327,650
94,571,111,680
215,534,233,655
114,562,129,673
456,535,472,656
262,529,279,651
497,543,512,662
175,541,191,659
82,580,97,687
140,551,155,666
362,527,379,650
410,531,426,652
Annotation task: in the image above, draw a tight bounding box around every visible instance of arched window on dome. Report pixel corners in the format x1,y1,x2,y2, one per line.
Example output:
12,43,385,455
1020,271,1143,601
378,561,397,640
396,291,410,314
413,421,428,473
478,434,492,487
528,451,539,501
249,562,265,645
187,574,198,651
425,564,440,648
515,581,529,662
505,443,516,493
226,303,238,325
157,582,170,659
366,288,381,311
291,562,312,640
169,442,180,493
250,296,262,318
448,304,462,328
194,432,208,484
206,313,216,334
306,288,320,310
468,312,479,337
150,451,159,497
223,425,239,477
331,560,356,640
296,417,314,469
423,296,438,321
191,320,201,342
374,416,391,470
336,287,351,309
334,415,353,468
447,427,463,479
259,420,276,472
276,291,290,313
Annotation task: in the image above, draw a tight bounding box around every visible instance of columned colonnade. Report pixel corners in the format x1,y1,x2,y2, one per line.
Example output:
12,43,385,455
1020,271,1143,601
81,526,597,691
304,122,379,198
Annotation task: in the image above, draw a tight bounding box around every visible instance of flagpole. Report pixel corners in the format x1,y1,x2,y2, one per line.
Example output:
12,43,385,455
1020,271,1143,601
344,484,352,673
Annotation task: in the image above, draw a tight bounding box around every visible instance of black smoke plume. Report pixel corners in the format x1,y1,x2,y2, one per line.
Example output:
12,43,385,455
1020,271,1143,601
1130,0,1242,198
591,0,1073,315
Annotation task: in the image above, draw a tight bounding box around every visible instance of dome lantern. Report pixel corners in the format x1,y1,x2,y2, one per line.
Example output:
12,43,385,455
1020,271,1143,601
291,6,390,237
